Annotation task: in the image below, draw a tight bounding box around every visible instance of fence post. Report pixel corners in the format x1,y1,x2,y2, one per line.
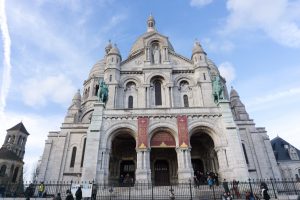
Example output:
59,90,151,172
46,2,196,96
248,178,253,194
270,178,277,199
291,178,297,195
212,184,216,200
189,179,193,200
151,182,154,200
70,180,73,191
128,184,131,200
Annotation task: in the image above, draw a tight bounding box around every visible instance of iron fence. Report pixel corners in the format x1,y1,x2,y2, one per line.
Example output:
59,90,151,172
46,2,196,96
0,178,299,199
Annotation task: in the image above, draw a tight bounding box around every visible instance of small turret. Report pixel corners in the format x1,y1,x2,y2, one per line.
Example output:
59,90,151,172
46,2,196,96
230,87,250,120
191,40,207,66
106,43,122,67
72,89,81,108
147,14,156,32
64,89,82,123
105,40,113,55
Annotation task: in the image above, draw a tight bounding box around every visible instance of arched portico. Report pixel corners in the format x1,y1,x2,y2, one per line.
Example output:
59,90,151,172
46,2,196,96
190,132,219,175
149,129,178,185
108,130,137,184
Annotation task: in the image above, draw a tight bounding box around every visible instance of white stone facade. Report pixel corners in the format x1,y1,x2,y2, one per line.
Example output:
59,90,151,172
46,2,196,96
37,16,281,184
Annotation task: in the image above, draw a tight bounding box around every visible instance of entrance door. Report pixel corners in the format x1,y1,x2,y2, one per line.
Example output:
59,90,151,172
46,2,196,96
120,160,135,183
192,159,204,173
154,160,170,186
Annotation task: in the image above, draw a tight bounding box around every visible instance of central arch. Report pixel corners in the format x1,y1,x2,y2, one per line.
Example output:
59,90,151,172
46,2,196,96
150,131,178,185
109,132,136,185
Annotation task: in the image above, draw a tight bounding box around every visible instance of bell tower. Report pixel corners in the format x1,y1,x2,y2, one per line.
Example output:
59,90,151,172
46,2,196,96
3,122,29,159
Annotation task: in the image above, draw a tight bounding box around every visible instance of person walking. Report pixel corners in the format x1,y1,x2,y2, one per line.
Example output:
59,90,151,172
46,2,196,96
232,179,241,198
38,182,45,197
75,186,82,200
66,190,74,200
222,179,230,194
260,182,270,200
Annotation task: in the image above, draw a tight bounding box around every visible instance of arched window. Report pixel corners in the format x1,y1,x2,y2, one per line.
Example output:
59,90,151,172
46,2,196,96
70,147,77,168
10,165,14,176
109,75,112,82
154,81,162,105
242,143,249,164
128,96,133,108
81,138,86,167
12,167,19,183
0,165,6,176
95,85,99,96
183,95,189,107
17,137,21,145
11,135,15,143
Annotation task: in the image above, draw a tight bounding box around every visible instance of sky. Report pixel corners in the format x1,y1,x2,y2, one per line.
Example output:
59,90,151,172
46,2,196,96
0,0,300,181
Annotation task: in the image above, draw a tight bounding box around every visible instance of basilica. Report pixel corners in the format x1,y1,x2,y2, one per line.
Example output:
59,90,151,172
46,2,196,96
37,16,282,185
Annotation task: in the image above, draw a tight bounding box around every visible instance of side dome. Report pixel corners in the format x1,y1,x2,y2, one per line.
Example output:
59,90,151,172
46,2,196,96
89,59,105,78
207,59,220,76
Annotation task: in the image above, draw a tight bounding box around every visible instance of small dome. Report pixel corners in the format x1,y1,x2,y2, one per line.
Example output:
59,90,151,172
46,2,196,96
148,14,154,21
108,45,121,55
89,59,105,78
230,87,239,98
73,89,81,101
105,40,113,54
207,59,220,75
192,41,206,55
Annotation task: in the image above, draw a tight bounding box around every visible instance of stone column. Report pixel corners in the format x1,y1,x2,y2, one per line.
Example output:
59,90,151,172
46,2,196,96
135,148,151,183
81,103,104,183
98,148,111,184
176,147,194,182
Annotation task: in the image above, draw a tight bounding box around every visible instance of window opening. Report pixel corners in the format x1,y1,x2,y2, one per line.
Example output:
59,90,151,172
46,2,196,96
70,147,77,168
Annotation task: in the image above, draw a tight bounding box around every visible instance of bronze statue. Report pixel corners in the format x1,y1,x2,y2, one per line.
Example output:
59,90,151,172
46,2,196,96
97,80,109,104
212,75,224,103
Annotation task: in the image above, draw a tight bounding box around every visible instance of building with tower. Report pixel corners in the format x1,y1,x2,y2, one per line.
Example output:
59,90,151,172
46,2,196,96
37,16,282,185
0,122,29,195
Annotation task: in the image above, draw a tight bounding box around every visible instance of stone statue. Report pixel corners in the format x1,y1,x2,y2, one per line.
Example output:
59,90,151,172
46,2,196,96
212,76,225,103
97,80,109,104
152,46,160,64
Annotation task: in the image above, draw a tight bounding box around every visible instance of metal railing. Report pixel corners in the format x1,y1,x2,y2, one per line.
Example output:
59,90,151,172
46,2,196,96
0,178,299,199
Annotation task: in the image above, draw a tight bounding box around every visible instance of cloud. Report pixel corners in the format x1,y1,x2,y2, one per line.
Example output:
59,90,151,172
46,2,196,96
20,74,76,107
224,0,300,48
0,0,12,113
202,38,235,53
218,62,236,86
190,0,213,7
246,87,300,112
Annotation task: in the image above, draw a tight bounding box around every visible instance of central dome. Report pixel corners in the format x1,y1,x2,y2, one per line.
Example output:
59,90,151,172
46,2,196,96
128,15,175,57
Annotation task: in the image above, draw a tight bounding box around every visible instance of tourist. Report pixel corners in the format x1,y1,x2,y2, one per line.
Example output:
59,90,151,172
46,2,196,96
119,174,124,185
260,182,270,200
24,183,34,200
232,179,241,198
53,193,62,200
245,191,256,200
207,175,214,189
214,173,219,186
38,182,45,197
91,184,97,200
66,190,74,200
75,186,82,200
222,179,230,194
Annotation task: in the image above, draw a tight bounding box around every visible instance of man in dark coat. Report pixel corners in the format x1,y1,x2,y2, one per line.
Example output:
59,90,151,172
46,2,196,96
75,186,82,200
66,189,74,200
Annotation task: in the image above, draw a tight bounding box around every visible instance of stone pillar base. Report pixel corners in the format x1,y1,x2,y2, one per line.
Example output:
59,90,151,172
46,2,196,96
135,169,151,183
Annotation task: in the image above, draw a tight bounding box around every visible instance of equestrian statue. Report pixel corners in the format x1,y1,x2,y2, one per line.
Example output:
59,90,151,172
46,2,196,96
97,80,109,104
212,75,225,103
